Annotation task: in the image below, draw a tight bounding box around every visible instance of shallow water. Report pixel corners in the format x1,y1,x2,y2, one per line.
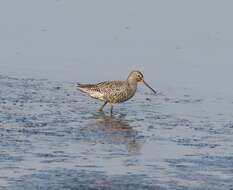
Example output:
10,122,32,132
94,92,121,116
0,75,232,190
1,1,233,189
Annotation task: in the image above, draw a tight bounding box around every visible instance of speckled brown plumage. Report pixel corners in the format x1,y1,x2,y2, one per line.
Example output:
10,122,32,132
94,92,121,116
78,81,136,103
77,71,156,114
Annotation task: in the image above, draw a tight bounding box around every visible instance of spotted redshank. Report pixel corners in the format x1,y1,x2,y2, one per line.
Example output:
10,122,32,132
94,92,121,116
77,71,157,114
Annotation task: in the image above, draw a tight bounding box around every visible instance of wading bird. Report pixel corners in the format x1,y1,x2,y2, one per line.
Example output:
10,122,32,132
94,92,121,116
77,71,157,115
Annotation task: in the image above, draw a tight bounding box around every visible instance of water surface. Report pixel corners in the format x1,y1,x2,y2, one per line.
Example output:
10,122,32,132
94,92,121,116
0,75,232,189
1,1,233,189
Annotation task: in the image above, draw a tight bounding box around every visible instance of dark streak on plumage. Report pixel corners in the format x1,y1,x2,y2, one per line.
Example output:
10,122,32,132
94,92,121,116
77,71,156,113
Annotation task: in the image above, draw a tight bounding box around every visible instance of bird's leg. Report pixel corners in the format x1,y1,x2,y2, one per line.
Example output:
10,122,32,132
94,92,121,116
110,105,113,116
99,101,107,112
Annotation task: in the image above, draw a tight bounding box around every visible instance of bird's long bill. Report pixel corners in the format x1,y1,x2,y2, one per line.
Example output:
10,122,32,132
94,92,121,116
143,80,157,94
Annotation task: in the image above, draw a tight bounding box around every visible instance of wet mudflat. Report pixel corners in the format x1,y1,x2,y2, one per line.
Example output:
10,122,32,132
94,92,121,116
1,0,233,189
0,75,233,190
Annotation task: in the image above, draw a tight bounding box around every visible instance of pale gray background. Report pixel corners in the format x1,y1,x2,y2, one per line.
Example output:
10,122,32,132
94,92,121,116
0,0,233,95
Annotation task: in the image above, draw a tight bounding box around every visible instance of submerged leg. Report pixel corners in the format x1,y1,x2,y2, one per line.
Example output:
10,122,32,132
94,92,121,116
99,101,107,111
110,105,113,115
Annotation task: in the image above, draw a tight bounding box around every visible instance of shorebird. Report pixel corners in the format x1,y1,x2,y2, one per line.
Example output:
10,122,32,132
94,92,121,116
77,71,157,114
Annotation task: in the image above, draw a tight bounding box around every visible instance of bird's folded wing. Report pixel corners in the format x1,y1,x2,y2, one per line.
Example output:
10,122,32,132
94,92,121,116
96,81,126,93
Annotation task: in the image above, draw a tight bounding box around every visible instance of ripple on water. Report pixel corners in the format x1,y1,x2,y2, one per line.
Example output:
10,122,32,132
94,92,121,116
6,169,166,190
1,76,233,190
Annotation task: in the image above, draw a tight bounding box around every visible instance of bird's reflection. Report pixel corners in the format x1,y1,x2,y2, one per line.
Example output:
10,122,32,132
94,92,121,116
88,112,143,154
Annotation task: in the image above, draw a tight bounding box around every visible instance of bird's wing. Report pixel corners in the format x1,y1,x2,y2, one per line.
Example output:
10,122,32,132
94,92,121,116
96,81,127,94
97,81,130,103
77,81,128,102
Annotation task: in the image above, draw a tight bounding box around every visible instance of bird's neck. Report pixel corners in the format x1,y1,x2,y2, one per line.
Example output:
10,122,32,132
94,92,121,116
127,79,138,89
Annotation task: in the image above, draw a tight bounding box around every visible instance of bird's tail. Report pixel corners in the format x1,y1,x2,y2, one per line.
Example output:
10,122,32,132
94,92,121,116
76,82,90,93
76,82,94,88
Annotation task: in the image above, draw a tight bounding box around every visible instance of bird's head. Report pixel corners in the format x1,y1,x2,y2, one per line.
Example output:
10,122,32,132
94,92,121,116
127,70,157,94
128,71,144,82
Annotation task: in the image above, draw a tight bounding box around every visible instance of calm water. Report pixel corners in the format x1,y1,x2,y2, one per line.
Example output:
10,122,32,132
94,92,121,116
1,1,233,189
0,76,232,189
